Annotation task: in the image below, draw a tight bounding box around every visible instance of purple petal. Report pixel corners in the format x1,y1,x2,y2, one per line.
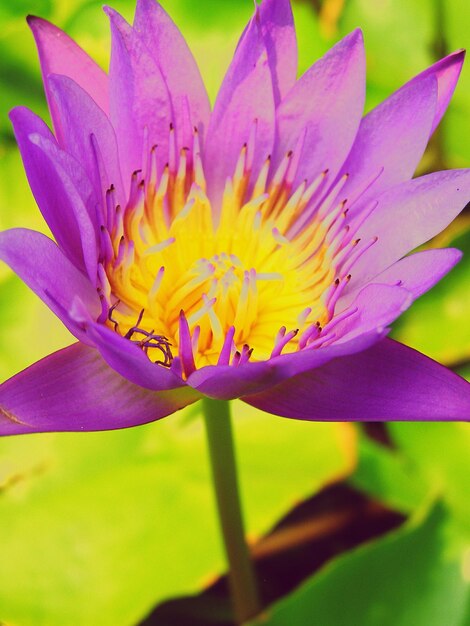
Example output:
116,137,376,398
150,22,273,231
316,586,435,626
0,229,100,341
243,338,470,421
187,331,385,401
338,50,464,210
339,247,462,310
188,360,282,401
69,305,186,391
347,169,470,290
418,50,465,134
273,29,365,190
0,343,200,435
10,106,98,211
105,7,171,187
9,106,98,278
27,16,108,140
204,9,275,211
257,0,297,104
338,75,437,210
25,135,98,280
48,74,125,209
133,0,211,150
333,283,412,343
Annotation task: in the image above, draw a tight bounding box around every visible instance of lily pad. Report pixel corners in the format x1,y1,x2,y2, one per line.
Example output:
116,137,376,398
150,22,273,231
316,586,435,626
0,402,356,626
249,505,469,626
389,422,470,538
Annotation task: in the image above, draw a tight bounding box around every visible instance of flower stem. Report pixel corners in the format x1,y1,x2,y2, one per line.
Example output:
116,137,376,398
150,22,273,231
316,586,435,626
202,398,261,623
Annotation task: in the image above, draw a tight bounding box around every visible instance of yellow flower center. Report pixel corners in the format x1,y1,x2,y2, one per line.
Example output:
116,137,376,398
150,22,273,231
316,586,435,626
100,129,353,369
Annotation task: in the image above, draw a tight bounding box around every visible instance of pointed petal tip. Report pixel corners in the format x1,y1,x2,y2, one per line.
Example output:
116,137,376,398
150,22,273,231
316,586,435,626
104,6,131,30
451,246,464,263
449,48,466,62
333,28,365,61
26,14,44,28
435,48,466,75
26,14,60,39
8,106,46,141
349,27,364,44
103,5,119,20
26,14,60,36
8,105,26,123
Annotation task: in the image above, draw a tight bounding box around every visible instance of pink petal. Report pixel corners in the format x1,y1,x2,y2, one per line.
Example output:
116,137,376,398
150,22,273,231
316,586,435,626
334,283,412,343
273,29,365,190
257,0,297,103
338,50,464,211
27,16,108,140
338,75,437,211
420,50,465,134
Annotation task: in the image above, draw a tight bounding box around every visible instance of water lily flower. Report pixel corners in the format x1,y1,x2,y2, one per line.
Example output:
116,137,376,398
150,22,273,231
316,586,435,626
1,0,470,434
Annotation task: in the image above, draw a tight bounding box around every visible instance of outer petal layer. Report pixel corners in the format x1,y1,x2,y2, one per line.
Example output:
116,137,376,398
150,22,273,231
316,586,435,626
243,338,470,421
339,248,462,310
339,51,464,208
80,318,187,391
187,331,386,401
0,343,200,435
27,16,108,139
418,50,465,134
10,107,98,276
187,282,410,401
0,228,100,341
338,75,437,209
348,169,470,290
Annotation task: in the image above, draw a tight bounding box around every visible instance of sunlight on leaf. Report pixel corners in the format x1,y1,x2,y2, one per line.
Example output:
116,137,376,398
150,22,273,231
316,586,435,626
0,404,355,626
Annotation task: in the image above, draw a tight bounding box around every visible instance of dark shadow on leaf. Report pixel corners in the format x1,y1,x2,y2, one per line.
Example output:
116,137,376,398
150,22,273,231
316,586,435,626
139,483,405,626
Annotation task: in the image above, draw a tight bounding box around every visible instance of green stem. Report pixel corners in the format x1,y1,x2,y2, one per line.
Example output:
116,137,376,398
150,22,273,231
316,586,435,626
202,398,261,623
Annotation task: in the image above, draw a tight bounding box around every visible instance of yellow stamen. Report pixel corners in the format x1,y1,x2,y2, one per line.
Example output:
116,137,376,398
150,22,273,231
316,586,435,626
104,143,349,369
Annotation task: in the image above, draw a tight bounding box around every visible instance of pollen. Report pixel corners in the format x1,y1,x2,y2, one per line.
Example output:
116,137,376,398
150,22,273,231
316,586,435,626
97,125,372,371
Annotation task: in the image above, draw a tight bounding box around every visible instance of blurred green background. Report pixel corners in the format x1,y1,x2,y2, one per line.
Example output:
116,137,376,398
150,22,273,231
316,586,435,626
0,1,470,625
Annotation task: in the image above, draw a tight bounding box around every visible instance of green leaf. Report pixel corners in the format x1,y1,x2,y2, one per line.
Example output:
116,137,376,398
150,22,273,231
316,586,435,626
388,423,470,539
0,29,48,139
0,403,355,626
0,274,72,381
349,433,430,515
0,0,52,19
249,506,469,626
442,0,470,168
